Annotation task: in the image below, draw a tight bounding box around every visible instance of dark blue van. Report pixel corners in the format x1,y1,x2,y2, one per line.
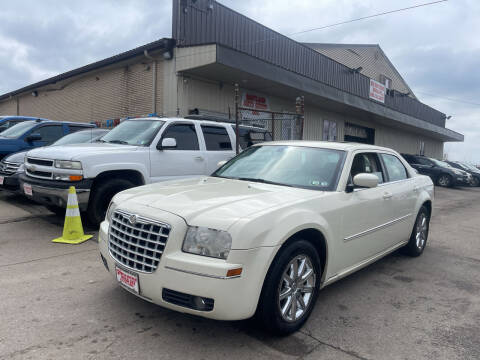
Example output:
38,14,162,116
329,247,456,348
0,119,95,160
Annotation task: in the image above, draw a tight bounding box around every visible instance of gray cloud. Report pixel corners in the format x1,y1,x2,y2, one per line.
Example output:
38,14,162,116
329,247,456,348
0,0,478,163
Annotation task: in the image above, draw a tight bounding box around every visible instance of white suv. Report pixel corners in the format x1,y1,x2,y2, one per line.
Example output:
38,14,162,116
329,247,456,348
20,117,269,224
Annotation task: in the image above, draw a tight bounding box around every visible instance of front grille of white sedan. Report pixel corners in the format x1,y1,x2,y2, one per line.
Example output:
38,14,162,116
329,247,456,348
108,210,171,273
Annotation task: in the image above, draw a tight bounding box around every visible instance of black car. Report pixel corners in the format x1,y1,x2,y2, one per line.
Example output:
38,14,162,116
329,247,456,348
401,154,471,187
446,161,480,187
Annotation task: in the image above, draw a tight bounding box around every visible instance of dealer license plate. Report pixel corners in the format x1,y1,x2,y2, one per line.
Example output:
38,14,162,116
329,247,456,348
115,266,139,294
23,183,33,196
0,176,4,185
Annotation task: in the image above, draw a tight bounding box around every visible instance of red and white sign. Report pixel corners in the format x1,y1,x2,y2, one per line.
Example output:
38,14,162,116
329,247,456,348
23,183,32,196
369,79,386,103
0,176,4,185
241,92,270,120
116,266,139,294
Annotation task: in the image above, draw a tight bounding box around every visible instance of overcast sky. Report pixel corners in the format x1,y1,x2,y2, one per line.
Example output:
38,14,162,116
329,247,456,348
0,0,478,162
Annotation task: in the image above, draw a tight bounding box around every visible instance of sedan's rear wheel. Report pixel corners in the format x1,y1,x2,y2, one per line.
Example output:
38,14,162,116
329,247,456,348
472,177,480,187
437,174,452,187
256,240,321,335
402,206,430,257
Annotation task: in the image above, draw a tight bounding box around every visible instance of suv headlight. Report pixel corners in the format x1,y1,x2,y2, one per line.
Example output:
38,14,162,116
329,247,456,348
182,226,232,260
54,160,82,170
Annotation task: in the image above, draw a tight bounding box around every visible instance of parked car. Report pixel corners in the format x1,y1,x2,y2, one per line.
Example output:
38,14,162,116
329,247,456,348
0,119,95,161
20,117,269,225
0,129,109,192
446,161,480,187
401,154,471,187
98,142,434,334
0,116,42,133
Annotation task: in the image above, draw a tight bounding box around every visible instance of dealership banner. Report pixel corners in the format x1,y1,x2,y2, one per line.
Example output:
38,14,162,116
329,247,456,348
241,92,270,120
369,79,386,103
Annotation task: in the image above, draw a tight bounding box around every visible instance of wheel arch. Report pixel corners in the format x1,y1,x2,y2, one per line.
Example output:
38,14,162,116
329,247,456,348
91,169,145,192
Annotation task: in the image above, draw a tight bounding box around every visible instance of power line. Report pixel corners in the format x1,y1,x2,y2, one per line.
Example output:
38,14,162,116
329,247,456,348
290,0,448,36
416,91,480,107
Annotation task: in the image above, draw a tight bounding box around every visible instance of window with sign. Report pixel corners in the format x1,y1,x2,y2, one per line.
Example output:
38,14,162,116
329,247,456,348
322,120,337,141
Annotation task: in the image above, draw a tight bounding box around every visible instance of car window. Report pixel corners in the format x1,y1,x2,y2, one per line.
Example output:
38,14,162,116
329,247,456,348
350,153,384,183
201,125,232,151
35,125,64,145
162,123,199,150
380,154,408,182
68,125,92,133
1,121,38,138
414,157,433,166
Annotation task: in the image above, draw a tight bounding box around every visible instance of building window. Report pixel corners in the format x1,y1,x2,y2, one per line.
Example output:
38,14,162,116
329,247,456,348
379,74,392,89
419,141,425,156
323,120,337,141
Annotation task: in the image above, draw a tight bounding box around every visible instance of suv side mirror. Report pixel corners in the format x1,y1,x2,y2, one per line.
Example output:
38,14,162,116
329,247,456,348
158,137,177,150
26,133,42,142
353,173,379,188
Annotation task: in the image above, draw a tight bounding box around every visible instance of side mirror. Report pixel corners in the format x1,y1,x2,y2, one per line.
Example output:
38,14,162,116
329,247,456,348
26,133,42,142
158,137,177,150
217,160,227,168
353,173,379,189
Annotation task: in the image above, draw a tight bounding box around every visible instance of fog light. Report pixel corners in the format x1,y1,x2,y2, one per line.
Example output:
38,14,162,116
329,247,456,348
193,296,210,311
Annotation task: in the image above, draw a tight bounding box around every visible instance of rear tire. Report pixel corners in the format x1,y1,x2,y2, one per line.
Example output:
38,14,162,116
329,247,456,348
437,174,452,187
401,206,430,257
87,178,135,226
472,177,480,187
255,240,321,335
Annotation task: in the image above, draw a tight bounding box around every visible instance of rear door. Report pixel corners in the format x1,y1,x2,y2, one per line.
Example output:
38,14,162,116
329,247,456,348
25,124,64,148
200,124,234,174
149,122,206,182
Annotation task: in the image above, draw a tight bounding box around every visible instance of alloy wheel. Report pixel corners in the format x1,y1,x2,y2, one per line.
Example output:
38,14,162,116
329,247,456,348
415,213,428,250
438,175,450,187
277,254,316,322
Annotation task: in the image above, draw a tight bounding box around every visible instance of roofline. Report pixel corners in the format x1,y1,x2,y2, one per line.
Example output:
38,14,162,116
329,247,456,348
0,38,175,102
303,42,417,99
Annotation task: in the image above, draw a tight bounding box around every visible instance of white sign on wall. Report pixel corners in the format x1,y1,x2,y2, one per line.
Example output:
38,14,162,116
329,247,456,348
241,92,270,120
369,79,386,103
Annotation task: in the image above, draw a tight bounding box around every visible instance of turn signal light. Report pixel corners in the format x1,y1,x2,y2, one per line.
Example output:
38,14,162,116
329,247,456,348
226,268,242,278
69,175,83,181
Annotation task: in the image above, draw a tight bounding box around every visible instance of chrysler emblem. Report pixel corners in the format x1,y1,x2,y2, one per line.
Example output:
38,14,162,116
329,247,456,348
128,214,137,225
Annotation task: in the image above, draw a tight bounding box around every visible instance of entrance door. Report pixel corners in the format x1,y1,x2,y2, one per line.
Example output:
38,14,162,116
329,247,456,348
344,123,375,145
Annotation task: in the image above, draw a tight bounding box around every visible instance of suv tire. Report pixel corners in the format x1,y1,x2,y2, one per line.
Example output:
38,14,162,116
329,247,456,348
87,178,135,226
256,240,321,335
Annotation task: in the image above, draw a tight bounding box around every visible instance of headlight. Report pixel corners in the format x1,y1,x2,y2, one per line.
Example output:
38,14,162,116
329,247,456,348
106,201,118,222
54,160,82,170
182,226,232,260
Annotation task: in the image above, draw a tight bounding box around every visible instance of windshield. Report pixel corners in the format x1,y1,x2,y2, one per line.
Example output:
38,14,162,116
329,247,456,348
0,121,38,138
213,145,346,191
430,158,453,168
99,120,165,146
53,130,101,146
461,163,479,172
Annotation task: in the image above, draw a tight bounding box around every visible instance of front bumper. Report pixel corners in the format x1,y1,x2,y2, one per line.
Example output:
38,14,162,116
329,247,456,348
0,171,21,192
98,211,277,321
18,174,93,211
453,175,471,186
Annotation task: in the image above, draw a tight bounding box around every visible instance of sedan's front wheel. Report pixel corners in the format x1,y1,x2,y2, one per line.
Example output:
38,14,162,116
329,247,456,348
256,240,321,335
437,174,452,187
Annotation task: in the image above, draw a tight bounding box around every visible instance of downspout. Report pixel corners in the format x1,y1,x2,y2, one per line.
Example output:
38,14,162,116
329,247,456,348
144,49,157,115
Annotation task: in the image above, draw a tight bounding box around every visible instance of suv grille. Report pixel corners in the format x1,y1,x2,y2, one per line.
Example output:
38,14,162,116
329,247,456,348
0,161,21,175
26,157,54,167
108,210,171,273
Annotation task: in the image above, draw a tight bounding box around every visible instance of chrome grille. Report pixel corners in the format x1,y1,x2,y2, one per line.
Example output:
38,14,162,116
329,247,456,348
108,210,171,273
25,157,54,179
0,161,20,175
26,157,54,167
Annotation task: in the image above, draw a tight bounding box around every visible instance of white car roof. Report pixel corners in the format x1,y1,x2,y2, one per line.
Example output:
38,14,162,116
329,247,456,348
258,141,396,153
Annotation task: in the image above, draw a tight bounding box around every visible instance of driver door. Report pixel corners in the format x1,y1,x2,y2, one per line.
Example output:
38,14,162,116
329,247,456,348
149,122,207,182
333,151,394,275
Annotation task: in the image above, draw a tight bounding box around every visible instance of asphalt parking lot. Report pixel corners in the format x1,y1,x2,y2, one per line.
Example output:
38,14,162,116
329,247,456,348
0,187,479,360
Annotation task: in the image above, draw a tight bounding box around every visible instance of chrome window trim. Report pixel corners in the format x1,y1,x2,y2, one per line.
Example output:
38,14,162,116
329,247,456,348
344,213,412,242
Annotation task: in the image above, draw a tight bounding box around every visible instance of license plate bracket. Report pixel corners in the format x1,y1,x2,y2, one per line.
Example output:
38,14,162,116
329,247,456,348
23,183,33,196
115,266,139,294
0,176,4,185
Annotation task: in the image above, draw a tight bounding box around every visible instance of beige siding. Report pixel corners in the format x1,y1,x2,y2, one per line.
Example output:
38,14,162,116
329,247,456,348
0,99,17,116
0,56,163,123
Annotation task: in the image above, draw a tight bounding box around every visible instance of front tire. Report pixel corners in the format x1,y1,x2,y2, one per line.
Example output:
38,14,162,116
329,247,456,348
86,178,135,226
256,240,321,335
402,206,430,257
437,174,452,187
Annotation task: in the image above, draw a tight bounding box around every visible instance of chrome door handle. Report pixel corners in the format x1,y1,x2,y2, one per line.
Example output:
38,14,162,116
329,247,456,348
194,156,204,161
413,186,419,193
383,192,393,200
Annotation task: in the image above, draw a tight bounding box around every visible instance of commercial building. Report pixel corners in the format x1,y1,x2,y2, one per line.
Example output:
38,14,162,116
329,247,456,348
0,0,463,158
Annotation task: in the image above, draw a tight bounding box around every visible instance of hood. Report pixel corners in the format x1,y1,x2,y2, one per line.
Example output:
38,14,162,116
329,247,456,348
115,177,320,229
25,143,140,161
3,150,28,163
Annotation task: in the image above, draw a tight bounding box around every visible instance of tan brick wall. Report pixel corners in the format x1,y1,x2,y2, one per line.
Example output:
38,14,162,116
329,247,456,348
0,56,163,123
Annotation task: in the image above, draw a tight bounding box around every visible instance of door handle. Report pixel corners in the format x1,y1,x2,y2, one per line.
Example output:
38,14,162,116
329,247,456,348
383,192,393,200
194,156,204,161
413,186,419,193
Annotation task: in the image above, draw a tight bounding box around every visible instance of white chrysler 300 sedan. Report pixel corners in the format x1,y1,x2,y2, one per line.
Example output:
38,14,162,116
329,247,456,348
98,141,434,334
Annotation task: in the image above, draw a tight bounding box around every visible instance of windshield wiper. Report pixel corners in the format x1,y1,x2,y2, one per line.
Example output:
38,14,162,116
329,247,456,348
107,140,129,145
235,177,295,187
